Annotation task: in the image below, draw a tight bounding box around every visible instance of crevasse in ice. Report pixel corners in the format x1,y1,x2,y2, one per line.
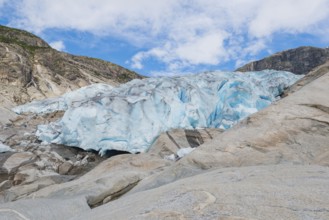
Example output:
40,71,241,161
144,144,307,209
15,70,302,155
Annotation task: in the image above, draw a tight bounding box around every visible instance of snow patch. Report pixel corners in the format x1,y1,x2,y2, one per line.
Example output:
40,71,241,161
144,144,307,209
0,142,14,153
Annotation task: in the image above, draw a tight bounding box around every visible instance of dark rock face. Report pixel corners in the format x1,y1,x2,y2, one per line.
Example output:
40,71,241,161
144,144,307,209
236,46,329,75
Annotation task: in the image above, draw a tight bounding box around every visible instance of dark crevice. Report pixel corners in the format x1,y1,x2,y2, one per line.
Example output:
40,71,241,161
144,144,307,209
102,150,131,158
88,179,140,209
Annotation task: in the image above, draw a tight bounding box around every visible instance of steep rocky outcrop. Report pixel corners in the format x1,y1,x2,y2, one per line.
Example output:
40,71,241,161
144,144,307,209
282,60,329,97
236,46,329,75
0,25,142,124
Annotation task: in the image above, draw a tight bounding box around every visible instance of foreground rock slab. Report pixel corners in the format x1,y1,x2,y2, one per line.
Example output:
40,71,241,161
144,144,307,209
0,196,90,220
71,164,329,220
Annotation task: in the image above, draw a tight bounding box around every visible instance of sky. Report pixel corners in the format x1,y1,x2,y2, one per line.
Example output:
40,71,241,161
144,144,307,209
0,0,329,76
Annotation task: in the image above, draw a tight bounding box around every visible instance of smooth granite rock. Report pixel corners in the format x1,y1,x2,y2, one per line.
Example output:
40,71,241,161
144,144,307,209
71,164,329,220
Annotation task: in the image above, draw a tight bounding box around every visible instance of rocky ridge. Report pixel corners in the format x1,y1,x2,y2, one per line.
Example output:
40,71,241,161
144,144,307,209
236,46,329,75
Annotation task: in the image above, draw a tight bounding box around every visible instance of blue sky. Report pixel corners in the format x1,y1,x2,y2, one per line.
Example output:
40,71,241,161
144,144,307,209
0,0,329,76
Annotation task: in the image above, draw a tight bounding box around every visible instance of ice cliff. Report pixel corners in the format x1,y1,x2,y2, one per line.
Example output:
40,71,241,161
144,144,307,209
14,70,302,155
13,83,114,114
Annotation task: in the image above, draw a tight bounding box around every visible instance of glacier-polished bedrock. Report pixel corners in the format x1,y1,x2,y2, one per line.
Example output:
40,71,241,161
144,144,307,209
14,70,302,155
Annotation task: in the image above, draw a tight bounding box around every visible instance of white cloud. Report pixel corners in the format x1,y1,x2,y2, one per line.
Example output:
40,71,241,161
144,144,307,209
175,32,227,65
49,40,65,51
131,31,228,72
249,0,329,37
5,0,329,74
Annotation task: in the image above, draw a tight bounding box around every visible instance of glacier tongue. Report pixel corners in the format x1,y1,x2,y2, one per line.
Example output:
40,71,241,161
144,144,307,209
18,70,301,155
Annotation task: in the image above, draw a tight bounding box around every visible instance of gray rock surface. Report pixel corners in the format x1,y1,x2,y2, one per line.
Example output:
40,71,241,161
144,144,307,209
23,153,170,207
0,112,106,202
282,60,329,97
236,46,329,75
2,152,35,174
0,197,90,220
72,165,329,220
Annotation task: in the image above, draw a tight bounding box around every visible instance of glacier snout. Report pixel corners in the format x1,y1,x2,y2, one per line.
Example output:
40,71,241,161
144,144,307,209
21,70,301,155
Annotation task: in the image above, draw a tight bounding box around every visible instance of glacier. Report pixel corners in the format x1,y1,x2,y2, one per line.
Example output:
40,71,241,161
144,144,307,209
14,70,302,155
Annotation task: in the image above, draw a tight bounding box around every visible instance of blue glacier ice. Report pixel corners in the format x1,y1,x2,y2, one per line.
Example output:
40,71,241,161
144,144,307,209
13,83,114,114
14,70,302,155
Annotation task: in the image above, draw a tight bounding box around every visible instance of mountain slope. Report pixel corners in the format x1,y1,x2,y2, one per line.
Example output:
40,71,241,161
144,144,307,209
0,25,142,124
236,46,329,75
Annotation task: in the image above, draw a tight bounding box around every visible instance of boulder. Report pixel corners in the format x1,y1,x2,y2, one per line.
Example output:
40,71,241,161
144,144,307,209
58,161,73,175
148,128,223,159
2,152,35,174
